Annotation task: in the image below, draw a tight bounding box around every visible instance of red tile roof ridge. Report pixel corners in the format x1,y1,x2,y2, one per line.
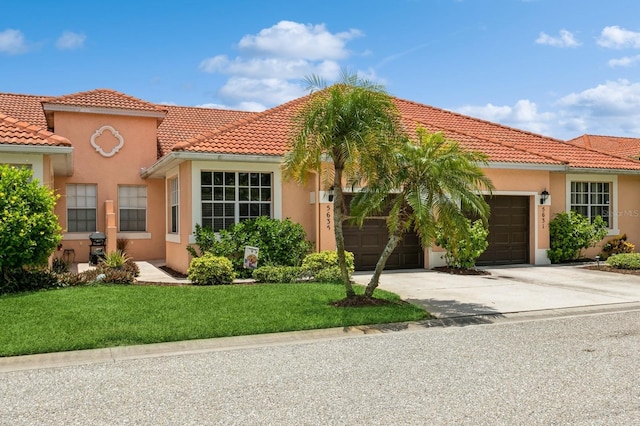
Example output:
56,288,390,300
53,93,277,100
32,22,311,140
162,104,255,114
0,112,71,146
570,133,640,141
172,95,310,152
564,138,640,165
0,91,50,100
45,88,167,112
393,96,567,143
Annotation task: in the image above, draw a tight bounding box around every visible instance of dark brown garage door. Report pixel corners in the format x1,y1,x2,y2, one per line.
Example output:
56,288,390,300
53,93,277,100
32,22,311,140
476,195,530,266
343,219,424,271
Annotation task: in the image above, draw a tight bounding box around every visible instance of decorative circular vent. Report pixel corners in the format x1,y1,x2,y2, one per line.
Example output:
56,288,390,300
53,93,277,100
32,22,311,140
90,125,124,158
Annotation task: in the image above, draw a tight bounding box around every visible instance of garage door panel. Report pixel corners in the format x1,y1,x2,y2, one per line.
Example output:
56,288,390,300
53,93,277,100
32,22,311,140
344,221,423,271
477,195,530,266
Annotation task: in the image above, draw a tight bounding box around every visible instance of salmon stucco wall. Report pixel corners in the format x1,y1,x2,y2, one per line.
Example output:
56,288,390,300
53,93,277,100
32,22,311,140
282,178,316,249
165,162,193,274
616,175,640,248
52,111,165,262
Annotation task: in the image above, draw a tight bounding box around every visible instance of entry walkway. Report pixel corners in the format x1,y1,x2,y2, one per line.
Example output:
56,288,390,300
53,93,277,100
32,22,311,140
353,264,640,319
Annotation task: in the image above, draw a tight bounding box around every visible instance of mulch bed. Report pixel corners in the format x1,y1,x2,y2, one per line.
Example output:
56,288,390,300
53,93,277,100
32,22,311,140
433,266,491,276
582,265,640,275
331,295,399,307
159,265,188,279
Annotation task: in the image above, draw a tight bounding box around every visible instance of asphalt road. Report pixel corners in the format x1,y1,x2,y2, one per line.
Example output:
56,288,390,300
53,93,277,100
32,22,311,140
1,310,639,425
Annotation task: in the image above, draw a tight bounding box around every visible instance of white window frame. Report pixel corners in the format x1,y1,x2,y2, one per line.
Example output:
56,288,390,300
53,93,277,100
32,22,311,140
169,177,179,234
566,174,619,235
200,171,273,232
66,183,97,233
191,160,282,242
118,185,147,232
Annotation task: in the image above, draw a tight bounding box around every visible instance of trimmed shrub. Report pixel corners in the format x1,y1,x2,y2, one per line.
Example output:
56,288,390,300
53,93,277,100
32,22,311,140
0,165,62,280
188,254,235,285
548,212,608,264
302,250,355,275
606,253,640,269
252,265,308,283
601,234,635,260
187,218,313,277
0,268,60,295
436,218,489,269
312,266,343,283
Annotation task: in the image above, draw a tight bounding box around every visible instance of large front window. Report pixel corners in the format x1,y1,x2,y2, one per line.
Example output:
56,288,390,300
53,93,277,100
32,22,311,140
67,184,97,232
119,186,147,232
201,171,272,231
570,181,611,227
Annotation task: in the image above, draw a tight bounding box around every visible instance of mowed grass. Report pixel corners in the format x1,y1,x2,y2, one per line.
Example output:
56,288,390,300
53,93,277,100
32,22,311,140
0,283,427,357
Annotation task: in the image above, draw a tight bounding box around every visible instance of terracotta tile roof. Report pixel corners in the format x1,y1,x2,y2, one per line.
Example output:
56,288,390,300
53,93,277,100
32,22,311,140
2,88,640,172
177,92,640,171
0,92,48,128
43,89,167,113
158,105,256,157
172,96,308,156
394,98,640,171
568,134,640,159
0,113,70,146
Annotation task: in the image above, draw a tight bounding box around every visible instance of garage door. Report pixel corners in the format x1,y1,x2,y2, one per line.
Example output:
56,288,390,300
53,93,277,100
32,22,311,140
476,195,530,266
343,218,424,271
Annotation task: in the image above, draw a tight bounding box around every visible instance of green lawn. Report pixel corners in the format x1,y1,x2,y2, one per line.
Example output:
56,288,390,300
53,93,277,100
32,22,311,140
0,283,428,357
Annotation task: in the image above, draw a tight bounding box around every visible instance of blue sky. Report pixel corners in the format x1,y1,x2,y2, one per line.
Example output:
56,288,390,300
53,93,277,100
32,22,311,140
2,0,640,140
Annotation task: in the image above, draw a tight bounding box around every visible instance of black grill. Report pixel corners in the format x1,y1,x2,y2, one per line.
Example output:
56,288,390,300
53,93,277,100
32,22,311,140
89,232,107,265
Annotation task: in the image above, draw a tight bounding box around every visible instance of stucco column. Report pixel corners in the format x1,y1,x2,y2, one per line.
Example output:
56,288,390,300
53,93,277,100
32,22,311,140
105,200,117,254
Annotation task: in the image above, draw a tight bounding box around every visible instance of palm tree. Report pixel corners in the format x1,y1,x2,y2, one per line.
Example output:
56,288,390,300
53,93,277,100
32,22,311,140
283,71,403,298
350,128,494,297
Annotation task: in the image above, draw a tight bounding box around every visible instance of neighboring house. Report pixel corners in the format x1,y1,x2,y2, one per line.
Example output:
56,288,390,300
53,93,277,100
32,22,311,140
568,134,640,160
2,89,640,274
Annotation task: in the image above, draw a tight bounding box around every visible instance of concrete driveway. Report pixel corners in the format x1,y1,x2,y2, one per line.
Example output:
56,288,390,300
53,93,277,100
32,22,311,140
353,264,640,318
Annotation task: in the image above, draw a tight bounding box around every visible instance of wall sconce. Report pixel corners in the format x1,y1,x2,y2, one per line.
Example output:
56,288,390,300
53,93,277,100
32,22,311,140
327,185,335,202
540,189,549,205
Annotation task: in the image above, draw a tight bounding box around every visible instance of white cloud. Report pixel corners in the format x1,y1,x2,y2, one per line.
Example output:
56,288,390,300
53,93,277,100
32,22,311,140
555,79,640,136
535,29,580,48
457,100,555,135
199,21,366,109
0,29,27,54
597,26,640,49
200,55,341,81
237,20,362,60
56,31,86,50
608,55,640,67
197,101,266,112
217,77,306,108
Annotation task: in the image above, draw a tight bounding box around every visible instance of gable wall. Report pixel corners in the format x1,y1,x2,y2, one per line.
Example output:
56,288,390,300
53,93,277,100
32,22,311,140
52,111,165,261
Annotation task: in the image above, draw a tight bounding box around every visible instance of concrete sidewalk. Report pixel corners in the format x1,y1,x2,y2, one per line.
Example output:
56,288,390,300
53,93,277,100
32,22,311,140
353,264,640,319
77,260,190,284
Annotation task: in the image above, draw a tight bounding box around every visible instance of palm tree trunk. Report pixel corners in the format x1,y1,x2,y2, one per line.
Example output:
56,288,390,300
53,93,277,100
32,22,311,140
333,167,356,298
364,229,403,297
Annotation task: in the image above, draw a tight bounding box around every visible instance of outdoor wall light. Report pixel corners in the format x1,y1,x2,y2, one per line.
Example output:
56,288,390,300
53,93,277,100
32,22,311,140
327,185,335,202
540,189,550,205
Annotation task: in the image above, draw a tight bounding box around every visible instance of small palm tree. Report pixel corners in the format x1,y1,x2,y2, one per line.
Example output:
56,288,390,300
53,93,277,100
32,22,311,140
283,71,403,298
351,128,494,297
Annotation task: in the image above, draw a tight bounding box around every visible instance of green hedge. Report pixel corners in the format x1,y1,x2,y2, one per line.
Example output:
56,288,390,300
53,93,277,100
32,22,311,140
606,253,640,270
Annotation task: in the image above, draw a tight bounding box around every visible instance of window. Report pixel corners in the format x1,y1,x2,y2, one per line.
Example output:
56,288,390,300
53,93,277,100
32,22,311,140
67,184,97,232
119,186,147,232
169,178,179,234
570,181,611,227
201,171,272,231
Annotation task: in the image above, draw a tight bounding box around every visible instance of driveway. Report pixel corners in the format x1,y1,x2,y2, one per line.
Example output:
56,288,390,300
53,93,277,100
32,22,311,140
353,264,640,318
